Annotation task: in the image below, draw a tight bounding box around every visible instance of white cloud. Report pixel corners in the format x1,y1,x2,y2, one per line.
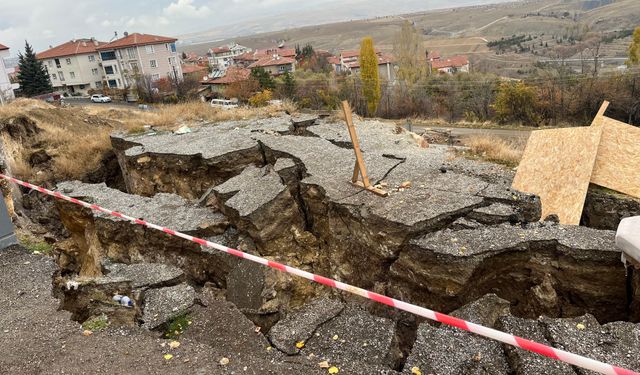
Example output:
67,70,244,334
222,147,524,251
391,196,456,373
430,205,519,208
163,0,212,18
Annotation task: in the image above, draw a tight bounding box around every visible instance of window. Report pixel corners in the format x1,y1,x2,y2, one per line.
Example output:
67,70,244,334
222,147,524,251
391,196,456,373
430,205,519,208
51,73,57,80
100,51,116,61
70,71,76,79
58,71,65,81
79,84,85,89
151,73,160,81
88,55,95,62
167,56,176,66
168,42,176,53
55,58,61,68
130,61,139,72
117,50,123,59
145,45,154,54
127,48,136,59
66,58,72,65
91,68,99,75
104,66,114,75
95,81,102,89
107,79,117,88
149,59,157,68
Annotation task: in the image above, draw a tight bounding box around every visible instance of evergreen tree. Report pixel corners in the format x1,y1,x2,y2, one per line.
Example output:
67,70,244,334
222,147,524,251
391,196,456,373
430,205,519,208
359,37,381,116
17,41,52,96
250,67,275,90
627,27,640,66
282,71,296,98
301,44,314,59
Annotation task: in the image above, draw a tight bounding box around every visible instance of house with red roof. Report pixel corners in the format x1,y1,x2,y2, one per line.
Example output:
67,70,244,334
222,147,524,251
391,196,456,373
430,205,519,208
200,67,252,97
248,54,296,76
427,51,469,74
35,38,107,95
0,43,16,101
338,50,396,81
95,32,182,90
181,64,208,80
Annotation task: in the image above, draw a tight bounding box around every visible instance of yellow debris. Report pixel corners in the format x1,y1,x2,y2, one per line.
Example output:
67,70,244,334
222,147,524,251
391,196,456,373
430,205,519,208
163,354,173,360
296,341,305,349
411,366,422,375
328,366,339,374
169,341,180,349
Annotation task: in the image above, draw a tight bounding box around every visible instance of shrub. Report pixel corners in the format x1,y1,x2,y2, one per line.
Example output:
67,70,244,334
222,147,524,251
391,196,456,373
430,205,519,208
249,89,273,107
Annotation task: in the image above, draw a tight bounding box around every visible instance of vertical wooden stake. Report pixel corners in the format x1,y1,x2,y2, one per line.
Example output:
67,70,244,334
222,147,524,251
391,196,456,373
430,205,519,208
341,101,388,197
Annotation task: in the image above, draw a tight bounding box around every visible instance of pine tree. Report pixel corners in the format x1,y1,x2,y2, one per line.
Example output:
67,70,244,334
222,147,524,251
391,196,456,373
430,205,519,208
250,67,275,90
17,41,52,97
282,71,296,99
359,37,381,116
627,27,640,66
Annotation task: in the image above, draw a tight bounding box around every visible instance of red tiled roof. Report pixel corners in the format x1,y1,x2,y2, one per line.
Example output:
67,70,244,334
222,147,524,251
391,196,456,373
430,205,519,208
345,53,395,69
181,64,207,74
248,56,296,69
96,33,176,50
431,55,469,69
340,49,380,59
235,51,259,62
254,47,296,58
211,46,231,54
0,43,8,51
36,39,106,59
327,56,340,65
427,51,441,61
201,67,251,85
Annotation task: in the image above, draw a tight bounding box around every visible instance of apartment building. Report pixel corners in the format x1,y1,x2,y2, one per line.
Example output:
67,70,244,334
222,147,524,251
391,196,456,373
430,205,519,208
339,50,396,81
207,43,251,70
0,43,16,102
36,38,106,95
95,32,182,89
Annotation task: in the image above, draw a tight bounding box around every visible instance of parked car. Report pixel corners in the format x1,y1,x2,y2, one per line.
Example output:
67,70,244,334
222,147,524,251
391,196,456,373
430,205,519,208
91,94,112,103
210,98,238,109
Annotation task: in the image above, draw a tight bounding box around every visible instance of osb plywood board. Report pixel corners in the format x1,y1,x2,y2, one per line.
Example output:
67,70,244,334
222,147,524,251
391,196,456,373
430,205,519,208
513,126,602,225
591,116,640,198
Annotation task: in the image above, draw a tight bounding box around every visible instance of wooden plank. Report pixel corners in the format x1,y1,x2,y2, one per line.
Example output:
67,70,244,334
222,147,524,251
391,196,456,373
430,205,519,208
591,116,640,198
342,100,371,187
512,126,602,225
590,101,610,127
352,181,389,197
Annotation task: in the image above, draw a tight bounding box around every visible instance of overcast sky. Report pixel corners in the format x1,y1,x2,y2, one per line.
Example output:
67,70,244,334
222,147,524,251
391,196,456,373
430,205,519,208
0,0,509,55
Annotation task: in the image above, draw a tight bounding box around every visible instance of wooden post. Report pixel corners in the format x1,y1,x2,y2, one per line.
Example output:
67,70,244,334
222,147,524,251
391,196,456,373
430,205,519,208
341,101,388,197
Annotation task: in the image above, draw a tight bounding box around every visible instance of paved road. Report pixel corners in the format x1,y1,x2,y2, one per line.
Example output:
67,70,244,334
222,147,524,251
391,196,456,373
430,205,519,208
63,97,141,109
413,124,532,143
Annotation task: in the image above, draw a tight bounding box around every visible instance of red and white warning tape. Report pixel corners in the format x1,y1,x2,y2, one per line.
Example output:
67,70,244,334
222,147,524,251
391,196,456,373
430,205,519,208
2,173,637,375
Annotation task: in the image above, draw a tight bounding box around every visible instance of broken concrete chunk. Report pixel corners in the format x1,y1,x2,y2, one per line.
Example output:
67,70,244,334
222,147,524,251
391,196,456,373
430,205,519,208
303,304,395,368
541,314,640,374
273,157,296,172
497,316,576,375
142,283,195,329
468,203,518,225
268,297,344,355
450,293,510,328
104,262,184,289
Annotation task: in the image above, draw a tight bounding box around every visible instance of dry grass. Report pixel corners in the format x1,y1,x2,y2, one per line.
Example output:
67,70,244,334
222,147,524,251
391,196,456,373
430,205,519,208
458,135,524,167
0,99,295,183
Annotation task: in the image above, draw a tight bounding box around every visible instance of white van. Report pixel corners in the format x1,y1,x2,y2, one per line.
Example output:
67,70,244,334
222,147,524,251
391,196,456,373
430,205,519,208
210,99,238,109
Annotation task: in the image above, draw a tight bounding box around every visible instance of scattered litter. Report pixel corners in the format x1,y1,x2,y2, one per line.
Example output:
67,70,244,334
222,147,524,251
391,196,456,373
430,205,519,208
576,323,586,330
65,280,79,290
169,341,180,349
254,326,261,333
410,366,422,375
400,181,412,189
328,366,339,374
295,341,305,349
82,330,92,336
163,354,173,360
318,361,330,368
332,334,339,340
219,357,230,366
174,126,192,135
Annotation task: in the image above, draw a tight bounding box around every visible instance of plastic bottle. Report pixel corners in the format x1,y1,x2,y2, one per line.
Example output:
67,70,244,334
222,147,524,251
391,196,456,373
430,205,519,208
120,296,133,307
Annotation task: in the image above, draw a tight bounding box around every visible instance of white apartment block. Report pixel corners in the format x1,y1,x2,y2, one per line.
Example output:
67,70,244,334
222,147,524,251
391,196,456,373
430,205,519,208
36,38,106,95
207,43,251,70
96,32,182,90
0,43,17,102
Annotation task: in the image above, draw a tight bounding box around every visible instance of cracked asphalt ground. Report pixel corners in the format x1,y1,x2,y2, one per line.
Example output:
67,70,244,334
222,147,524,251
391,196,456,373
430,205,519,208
0,246,328,375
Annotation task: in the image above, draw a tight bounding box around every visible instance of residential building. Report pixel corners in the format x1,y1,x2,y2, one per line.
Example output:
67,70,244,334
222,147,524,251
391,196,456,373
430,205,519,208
235,46,296,68
207,43,251,70
200,67,251,97
248,55,296,76
340,50,396,81
327,56,342,73
95,32,182,90
0,43,16,102
182,64,207,80
36,38,106,95
428,52,469,74
182,52,207,66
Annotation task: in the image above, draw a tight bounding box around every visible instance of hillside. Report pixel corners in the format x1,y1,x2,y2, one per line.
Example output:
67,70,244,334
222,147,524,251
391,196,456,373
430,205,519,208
180,0,640,76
